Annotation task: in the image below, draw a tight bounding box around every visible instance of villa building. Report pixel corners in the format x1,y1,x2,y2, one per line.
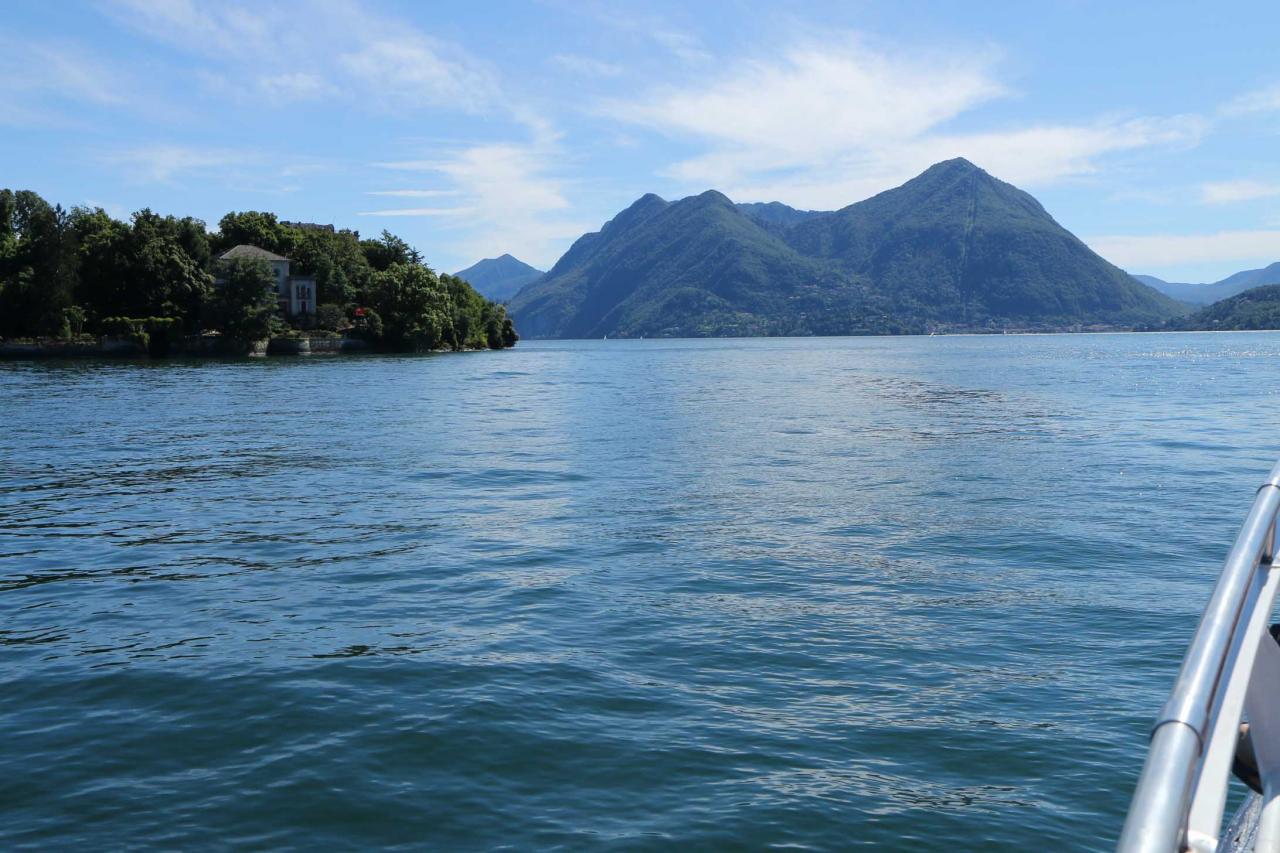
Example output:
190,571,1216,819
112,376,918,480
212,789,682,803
216,245,316,316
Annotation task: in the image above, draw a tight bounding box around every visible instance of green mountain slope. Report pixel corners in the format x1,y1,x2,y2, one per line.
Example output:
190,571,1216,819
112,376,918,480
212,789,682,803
509,159,1185,338
453,253,544,302
785,158,1182,326
510,191,880,338
1171,283,1280,330
736,201,823,234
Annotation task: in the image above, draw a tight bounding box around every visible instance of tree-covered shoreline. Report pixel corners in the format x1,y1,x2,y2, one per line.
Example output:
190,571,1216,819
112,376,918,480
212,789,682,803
0,189,517,353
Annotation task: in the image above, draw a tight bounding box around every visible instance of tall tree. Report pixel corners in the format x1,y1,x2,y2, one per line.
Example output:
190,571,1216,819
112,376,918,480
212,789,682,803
215,211,287,255
367,263,450,350
0,190,78,337
121,209,213,326
70,206,130,322
212,257,281,342
362,230,423,272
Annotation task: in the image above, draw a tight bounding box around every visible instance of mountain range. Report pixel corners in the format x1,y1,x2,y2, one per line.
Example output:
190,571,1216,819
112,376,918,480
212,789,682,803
506,159,1183,339
452,254,544,303
1171,283,1280,330
1133,263,1280,306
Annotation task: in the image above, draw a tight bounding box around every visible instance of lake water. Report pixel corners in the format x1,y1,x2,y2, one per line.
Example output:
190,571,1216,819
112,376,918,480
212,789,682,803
3,333,1279,850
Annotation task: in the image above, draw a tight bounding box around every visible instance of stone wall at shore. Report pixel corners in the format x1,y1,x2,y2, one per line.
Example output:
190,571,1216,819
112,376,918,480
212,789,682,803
0,338,147,358
0,335,371,359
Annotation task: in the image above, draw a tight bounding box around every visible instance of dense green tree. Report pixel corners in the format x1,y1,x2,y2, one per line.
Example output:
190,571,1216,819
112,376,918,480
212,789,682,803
367,263,451,350
0,189,517,350
70,206,130,321
0,191,15,266
120,210,213,327
67,207,212,329
288,228,367,304
362,230,422,271
212,257,282,342
0,190,78,337
314,302,345,331
215,211,286,255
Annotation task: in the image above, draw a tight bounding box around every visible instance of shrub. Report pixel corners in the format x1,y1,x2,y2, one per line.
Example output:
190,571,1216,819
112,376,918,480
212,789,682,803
314,302,345,331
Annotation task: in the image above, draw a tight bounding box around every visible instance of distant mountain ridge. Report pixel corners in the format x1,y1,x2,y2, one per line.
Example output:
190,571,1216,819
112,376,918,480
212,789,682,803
509,159,1183,339
453,254,544,302
1134,262,1280,305
1171,283,1280,330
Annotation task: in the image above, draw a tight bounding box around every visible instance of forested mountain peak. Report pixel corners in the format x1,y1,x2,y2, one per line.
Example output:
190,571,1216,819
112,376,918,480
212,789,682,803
509,160,1184,338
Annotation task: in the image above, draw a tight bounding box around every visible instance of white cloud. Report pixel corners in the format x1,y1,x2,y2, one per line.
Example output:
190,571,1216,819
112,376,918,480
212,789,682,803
712,116,1206,210
29,43,127,106
904,117,1204,185
612,39,1004,165
0,40,132,127
579,8,709,64
357,207,470,217
607,35,1207,210
1200,179,1280,205
1085,230,1280,269
105,0,500,111
257,72,334,102
1222,83,1280,116
337,34,498,112
366,141,592,267
650,28,710,64
104,144,259,183
551,54,625,78
365,189,460,198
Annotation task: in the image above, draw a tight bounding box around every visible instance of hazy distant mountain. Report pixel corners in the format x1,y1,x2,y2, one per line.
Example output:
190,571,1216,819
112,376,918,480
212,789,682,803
509,158,1183,338
1173,283,1280,330
453,254,544,302
1131,262,1280,305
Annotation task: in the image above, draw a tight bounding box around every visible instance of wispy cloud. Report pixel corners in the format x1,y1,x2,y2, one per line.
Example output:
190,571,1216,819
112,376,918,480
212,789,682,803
551,54,625,78
573,5,709,64
1200,179,1280,204
105,0,501,112
606,34,1207,209
610,38,1004,162
357,207,470,217
0,40,132,127
649,28,710,64
1086,229,1280,270
1222,83,1280,117
365,189,461,198
365,138,591,267
103,144,259,183
709,117,1205,210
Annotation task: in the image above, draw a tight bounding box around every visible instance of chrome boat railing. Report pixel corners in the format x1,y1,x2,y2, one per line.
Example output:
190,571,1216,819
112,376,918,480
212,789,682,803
1119,460,1280,852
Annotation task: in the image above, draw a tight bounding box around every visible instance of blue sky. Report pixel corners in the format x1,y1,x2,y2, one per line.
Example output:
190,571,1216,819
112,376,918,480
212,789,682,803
4,0,1280,281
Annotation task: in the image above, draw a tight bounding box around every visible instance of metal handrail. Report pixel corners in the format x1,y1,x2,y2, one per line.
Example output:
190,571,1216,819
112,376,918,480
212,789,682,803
1118,460,1280,852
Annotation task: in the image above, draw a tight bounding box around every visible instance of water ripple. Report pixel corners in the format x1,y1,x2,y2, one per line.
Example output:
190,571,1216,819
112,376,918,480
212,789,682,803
2,333,1279,849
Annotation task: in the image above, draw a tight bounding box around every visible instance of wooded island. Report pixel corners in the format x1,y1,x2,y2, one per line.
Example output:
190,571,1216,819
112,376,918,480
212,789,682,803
0,189,517,355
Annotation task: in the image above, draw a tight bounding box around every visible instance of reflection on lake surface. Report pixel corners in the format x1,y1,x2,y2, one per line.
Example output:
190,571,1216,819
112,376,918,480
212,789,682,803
2,333,1279,849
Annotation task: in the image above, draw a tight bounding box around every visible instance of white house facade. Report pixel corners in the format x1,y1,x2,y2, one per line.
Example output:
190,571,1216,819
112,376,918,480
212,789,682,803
216,245,316,316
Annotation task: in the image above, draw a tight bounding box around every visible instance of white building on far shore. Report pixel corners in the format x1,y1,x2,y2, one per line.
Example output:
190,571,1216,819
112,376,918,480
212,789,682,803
216,245,316,316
